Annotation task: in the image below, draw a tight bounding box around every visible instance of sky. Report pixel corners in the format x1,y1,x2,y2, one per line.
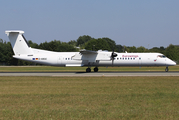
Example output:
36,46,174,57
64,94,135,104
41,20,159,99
0,0,179,49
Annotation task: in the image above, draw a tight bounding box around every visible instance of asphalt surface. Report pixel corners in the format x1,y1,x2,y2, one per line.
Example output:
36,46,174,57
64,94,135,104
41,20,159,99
0,71,178,76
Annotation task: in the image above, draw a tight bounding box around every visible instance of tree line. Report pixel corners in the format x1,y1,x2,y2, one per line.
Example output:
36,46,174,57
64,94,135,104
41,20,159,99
0,36,178,65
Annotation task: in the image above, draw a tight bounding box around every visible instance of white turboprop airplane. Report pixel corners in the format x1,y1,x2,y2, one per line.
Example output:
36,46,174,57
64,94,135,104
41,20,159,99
5,30,176,72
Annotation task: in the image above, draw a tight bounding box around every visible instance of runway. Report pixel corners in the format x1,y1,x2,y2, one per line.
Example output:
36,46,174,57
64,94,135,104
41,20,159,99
0,71,179,76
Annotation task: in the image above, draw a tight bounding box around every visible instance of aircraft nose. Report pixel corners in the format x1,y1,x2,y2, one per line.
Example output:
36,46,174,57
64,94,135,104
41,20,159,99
172,61,177,66
167,60,176,66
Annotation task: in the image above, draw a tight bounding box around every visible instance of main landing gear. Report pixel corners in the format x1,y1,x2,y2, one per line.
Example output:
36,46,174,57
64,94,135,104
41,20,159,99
86,68,91,72
165,66,169,72
86,67,98,72
94,67,98,72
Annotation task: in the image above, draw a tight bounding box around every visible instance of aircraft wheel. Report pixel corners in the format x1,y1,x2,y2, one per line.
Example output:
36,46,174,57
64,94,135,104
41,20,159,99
165,67,169,72
86,68,91,72
94,67,98,72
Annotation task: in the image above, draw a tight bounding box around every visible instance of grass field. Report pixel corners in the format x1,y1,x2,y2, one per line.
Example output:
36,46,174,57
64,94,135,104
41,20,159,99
0,66,178,72
0,76,178,119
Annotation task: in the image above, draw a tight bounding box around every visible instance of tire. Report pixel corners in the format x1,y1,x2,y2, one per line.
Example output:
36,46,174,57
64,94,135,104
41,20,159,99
94,67,98,72
86,68,91,72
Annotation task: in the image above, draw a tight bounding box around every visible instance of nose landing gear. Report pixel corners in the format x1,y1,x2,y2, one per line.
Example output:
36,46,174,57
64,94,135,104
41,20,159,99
165,66,169,72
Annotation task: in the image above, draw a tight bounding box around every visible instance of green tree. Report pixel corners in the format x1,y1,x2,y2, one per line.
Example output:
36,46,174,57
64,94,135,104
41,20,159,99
165,44,179,63
128,46,137,52
85,38,110,51
76,35,93,48
102,37,116,51
123,46,129,52
0,40,6,64
4,42,14,65
39,40,78,52
136,46,147,52
68,40,77,46
56,42,79,52
149,46,165,54
28,40,39,48
116,44,123,52
0,40,16,65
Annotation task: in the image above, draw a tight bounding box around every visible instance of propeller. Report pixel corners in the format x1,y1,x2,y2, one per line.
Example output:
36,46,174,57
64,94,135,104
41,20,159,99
111,49,117,65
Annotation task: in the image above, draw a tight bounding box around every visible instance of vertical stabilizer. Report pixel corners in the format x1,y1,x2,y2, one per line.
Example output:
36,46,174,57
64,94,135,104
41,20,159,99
5,30,33,55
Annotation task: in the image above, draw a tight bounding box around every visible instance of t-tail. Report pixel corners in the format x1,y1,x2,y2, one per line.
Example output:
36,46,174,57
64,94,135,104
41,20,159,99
5,30,33,56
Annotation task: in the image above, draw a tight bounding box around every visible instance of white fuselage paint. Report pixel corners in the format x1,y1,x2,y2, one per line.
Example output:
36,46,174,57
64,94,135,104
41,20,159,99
13,48,176,67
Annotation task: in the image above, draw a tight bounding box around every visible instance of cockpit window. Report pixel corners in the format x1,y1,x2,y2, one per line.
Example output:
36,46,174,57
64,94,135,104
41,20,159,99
157,55,166,58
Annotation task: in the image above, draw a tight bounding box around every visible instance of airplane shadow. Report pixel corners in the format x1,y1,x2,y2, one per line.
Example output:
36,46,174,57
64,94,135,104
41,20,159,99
74,71,179,74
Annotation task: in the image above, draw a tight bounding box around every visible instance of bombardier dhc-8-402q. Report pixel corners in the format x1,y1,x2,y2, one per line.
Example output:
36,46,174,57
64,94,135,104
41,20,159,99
5,30,176,72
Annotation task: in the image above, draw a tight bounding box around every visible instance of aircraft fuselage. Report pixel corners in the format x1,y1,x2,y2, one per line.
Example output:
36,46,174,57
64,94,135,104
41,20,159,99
14,48,176,67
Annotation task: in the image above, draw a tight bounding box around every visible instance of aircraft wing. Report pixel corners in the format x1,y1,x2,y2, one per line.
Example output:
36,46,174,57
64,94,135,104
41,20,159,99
72,49,111,62
80,49,98,54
